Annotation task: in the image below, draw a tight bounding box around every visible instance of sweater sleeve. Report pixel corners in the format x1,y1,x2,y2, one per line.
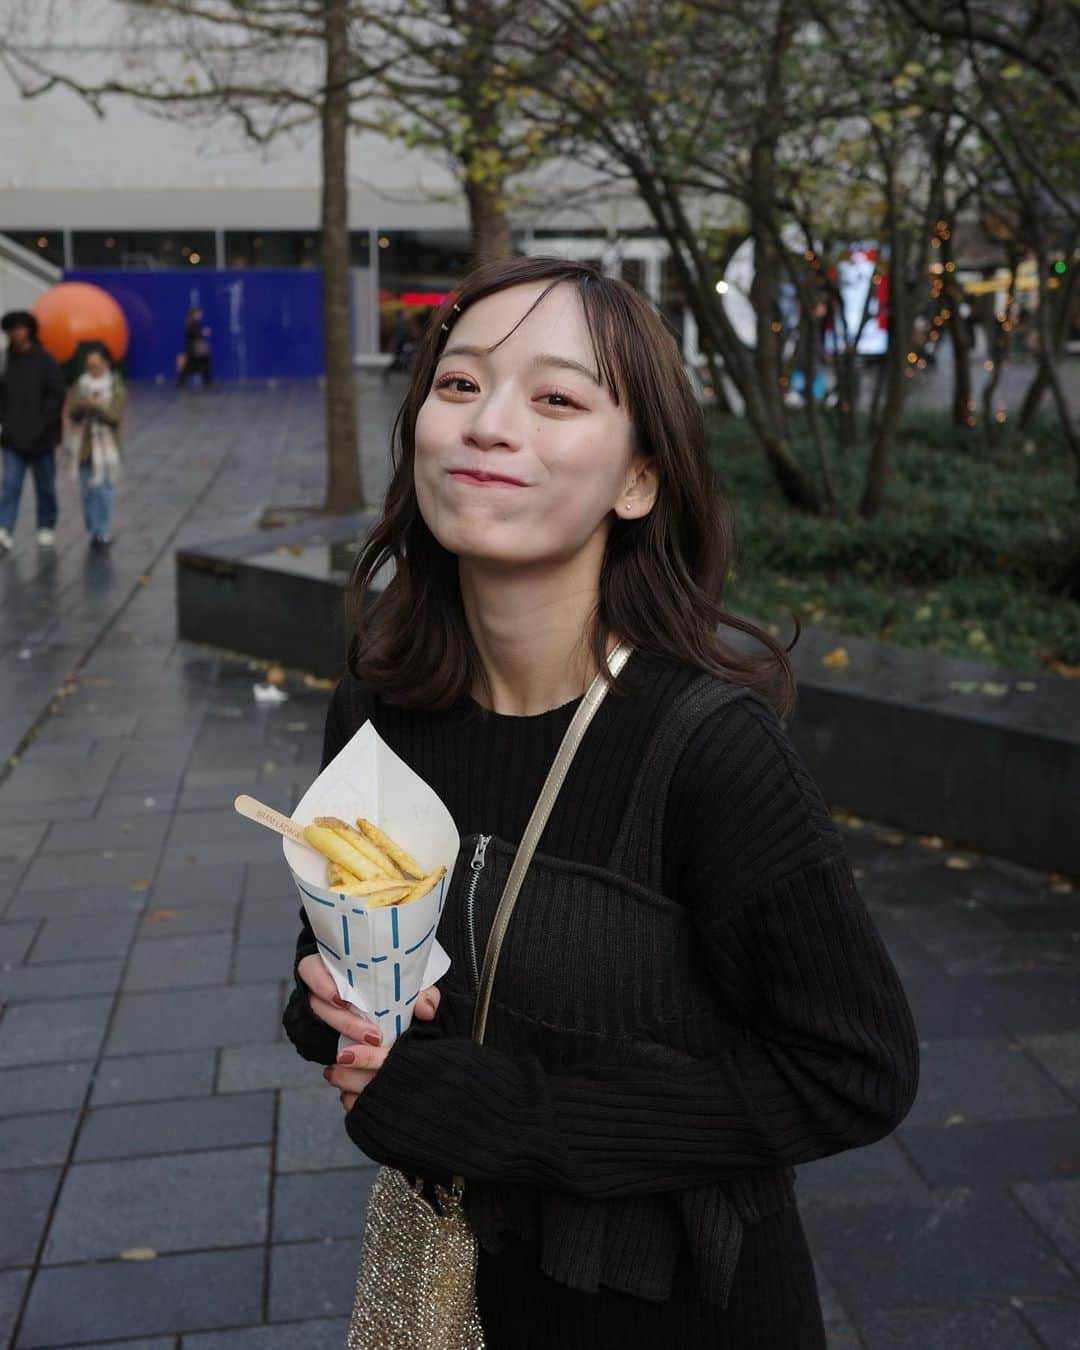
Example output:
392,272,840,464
344,708,920,1196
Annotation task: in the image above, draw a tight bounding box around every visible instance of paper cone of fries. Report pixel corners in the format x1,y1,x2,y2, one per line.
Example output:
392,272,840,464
284,721,458,1047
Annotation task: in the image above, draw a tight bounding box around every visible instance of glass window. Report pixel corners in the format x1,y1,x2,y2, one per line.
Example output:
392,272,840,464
376,230,473,351
72,231,215,268
2,230,64,268
225,230,321,268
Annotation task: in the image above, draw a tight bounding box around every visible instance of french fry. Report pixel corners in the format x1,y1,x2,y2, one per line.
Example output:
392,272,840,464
314,816,402,878
356,817,425,879
303,824,385,883
334,875,412,900
327,862,354,889
366,883,420,908
396,865,447,907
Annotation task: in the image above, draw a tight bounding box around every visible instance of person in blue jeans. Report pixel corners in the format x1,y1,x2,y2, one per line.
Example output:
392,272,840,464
0,310,65,553
66,345,125,549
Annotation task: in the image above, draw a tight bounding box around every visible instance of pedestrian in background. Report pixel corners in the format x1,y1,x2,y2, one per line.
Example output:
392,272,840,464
177,305,213,387
0,309,65,553
66,343,125,550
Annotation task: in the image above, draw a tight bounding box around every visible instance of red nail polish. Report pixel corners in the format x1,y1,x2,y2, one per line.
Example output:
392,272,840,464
363,1030,382,1047
338,1050,355,1065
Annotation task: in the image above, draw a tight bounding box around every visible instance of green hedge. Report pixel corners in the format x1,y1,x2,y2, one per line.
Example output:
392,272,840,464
710,412,1080,673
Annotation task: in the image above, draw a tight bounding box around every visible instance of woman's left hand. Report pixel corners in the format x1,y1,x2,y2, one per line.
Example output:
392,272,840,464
324,983,440,1111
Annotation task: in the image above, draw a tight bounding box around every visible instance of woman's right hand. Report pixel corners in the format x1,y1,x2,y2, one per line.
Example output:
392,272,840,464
297,953,384,1047
296,954,443,1049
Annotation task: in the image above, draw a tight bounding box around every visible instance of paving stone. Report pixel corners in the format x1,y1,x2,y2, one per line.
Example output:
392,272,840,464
0,1061,93,1115
17,1246,264,1347
0,1168,61,1266
0,996,112,1067
168,811,272,847
236,900,300,948
267,1238,360,1321
152,864,245,906
1023,1032,1080,1100
0,920,39,963
231,944,293,985
0,1111,79,1169
29,912,139,964
39,814,171,857
959,974,1080,1035
272,1169,374,1242
805,1188,1076,1321
276,1088,373,1174
0,824,47,860
0,958,123,1002
243,863,291,903
0,1268,30,1348
900,1115,1080,1186
44,1146,270,1263
77,1092,274,1161
930,932,1080,977
1022,1300,1080,1349
5,885,146,918
855,1304,1042,1349
91,1049,216,1106
797,1137,931,1210
903,1037,1077,1127
106,985,281,1054
218,1042,318,1094
123,935,232,992
137,900,239,941
183,1317,348,1349
0,798,99,826
95,793,180,820
20,849,161,894
898,972,999,1039
1013,1178,1080,1270
162,839,279,870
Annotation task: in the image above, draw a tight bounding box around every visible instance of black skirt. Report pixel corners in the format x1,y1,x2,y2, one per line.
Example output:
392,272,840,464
476,1205,827,1350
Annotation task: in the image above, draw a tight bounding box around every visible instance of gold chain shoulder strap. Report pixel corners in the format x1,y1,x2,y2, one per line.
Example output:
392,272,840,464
470,641,633,1046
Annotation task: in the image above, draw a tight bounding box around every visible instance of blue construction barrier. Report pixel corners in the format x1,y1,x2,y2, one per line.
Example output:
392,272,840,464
64,268,327,381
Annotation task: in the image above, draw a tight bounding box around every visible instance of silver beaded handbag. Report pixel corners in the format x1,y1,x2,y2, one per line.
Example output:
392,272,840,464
345,643,632,1350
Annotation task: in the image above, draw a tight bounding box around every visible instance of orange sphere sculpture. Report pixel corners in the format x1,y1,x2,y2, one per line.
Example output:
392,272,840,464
33,281,129,364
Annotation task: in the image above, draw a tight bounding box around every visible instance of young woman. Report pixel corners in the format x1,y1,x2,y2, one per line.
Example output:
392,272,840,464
283,257,919,1348
66,344,125,549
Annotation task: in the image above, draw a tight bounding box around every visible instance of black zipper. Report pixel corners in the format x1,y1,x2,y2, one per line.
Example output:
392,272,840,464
464,833,492,994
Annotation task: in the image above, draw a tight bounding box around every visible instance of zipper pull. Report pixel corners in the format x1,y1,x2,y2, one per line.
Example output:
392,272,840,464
471,833,491,870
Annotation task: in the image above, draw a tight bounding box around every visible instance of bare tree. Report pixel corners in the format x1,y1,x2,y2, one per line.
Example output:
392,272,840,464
1,0,370,515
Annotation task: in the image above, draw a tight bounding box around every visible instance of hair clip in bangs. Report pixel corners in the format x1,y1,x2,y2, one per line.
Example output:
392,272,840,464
440,301,463,334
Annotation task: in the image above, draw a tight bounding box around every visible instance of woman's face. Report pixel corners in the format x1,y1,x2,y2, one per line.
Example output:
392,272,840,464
85,351,108,377
414,282,652,569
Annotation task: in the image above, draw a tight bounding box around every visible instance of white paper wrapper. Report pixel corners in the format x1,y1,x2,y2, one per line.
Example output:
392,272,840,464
284,720,458,1047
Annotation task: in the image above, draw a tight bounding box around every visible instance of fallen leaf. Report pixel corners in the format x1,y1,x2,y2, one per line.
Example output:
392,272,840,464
876,831,906,847
145,908,178,924
917,835,945,850
822,647,850,669
1047,660,1080,678
980,682,1009,697
130,879,150,892
1016,681,1037,692
266,664,287,686
949,680,979,695
120,1247,158,1262
302,674,335,690
944,1113,966,1128
945,856,973,871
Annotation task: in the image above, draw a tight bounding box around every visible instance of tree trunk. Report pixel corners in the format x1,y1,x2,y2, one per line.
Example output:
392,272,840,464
1019,246,1079,430
942,229,973,429
320,0,363,514
860,210,909,518
1031,232,1080,482
465,178,513,262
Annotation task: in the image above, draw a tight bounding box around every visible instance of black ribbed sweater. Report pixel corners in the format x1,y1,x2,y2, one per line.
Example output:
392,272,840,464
283,650,919,1332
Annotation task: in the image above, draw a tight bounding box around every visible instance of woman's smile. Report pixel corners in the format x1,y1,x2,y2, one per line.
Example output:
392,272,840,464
446,467,530,488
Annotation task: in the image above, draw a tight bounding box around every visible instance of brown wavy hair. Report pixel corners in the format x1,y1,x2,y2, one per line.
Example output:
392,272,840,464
347,256,798,716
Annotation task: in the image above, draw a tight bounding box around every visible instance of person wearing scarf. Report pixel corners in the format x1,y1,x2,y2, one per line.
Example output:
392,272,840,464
67,345,125,549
